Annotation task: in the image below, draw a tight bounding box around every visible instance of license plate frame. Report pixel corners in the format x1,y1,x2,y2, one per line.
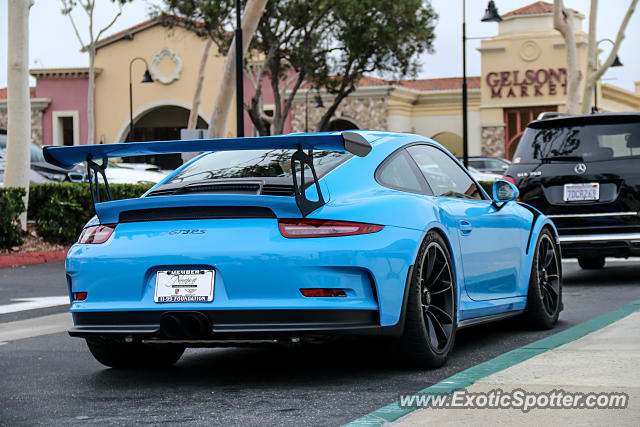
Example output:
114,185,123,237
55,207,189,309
563,183,600,202
154,269,215,303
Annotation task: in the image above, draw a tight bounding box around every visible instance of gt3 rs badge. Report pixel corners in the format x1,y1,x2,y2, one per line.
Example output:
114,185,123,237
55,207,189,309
169,229,206,235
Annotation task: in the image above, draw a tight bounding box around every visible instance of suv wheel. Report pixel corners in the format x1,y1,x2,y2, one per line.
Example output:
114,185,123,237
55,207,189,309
578,256,605,270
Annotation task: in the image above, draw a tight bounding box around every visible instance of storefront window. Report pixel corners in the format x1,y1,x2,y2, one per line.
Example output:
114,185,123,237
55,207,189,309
504,106,556,160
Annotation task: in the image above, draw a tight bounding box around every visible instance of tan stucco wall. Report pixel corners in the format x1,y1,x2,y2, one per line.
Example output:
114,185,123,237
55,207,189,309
93,23,236,144
479,24,588,113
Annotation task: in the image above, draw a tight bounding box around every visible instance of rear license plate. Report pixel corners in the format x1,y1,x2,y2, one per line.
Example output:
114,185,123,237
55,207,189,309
154,270,214,303
563,183,600,202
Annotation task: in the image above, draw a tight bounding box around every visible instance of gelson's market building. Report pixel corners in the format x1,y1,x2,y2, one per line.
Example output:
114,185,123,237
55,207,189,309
3,1,639,163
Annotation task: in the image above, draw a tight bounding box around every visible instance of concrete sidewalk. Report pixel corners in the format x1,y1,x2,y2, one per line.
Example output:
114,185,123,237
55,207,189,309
395,311,640,426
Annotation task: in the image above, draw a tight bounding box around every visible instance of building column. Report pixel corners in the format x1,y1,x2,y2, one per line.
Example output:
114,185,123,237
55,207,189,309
480,124,506,158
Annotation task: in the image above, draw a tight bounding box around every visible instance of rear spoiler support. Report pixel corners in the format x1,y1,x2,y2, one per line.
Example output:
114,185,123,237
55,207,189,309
86,156,113,206
291,147,325,217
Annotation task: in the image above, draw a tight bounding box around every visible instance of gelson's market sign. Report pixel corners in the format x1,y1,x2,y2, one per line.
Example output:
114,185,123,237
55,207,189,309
486,68,567,98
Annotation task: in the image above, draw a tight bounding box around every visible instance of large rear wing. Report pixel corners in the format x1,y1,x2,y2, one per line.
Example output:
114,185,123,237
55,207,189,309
42,132,372,217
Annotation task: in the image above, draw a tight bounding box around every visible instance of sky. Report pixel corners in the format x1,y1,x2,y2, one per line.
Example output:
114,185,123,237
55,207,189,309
0,0,638,92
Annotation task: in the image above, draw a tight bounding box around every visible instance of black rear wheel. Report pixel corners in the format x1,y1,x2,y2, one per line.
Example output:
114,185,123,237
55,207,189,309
523,229,562,329
398,231,456,368
86,337,185,369
578,256,605,270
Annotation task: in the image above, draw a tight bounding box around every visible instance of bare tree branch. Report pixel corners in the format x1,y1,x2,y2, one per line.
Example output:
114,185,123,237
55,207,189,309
96,3,124,42
61,0,88,49
553,0,582,114
581,0,638,112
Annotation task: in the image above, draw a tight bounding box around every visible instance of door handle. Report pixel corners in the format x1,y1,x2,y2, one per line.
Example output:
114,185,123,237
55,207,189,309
459,220,472,235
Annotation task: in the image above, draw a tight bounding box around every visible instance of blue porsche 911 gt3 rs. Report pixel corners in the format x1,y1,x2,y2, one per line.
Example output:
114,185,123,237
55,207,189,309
43,131,562,369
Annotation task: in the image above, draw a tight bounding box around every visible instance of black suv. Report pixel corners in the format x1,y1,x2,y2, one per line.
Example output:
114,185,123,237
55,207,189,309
504,113,640,269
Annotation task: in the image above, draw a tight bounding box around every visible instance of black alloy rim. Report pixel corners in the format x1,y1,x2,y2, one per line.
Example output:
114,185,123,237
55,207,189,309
537,234,560,315
419,242,454,352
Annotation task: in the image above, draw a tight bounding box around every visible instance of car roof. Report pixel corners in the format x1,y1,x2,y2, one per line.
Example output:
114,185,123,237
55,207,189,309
529,112,640,129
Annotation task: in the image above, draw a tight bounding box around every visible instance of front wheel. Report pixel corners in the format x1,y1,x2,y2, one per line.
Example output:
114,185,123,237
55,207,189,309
523,229,562,329
86,337,185,369
398,231,457,369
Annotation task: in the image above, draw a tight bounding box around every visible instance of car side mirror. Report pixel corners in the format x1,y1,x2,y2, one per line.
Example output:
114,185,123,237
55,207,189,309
492,180,519,203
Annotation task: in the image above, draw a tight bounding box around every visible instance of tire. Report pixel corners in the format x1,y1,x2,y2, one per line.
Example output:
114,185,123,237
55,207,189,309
578,256,605,270
398,230,457,369
523,229,562,329
86,337,185,369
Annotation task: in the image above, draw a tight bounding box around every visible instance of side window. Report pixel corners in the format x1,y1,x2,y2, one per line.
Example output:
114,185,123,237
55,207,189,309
407,145,484,200
376,150,426,194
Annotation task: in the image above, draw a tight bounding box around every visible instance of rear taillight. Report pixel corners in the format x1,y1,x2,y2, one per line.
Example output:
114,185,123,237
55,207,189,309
500,175,521,201
72,292,87,301
78,224,116,244
501,175,517,186
278,219,384,238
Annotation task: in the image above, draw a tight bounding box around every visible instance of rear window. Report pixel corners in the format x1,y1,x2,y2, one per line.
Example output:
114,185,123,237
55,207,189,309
513,122,640,164
169,149,350,183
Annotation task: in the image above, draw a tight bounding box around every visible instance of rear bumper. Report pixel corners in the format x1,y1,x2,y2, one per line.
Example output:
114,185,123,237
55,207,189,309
559,232,640,258
68,309,398,341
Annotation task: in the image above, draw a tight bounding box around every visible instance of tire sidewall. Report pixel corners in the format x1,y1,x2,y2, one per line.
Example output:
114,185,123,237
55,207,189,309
407,230,458,364
525,228,562,328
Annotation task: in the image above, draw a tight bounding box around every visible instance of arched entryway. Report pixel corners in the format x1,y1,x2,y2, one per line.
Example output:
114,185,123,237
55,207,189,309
504,106,556,160
123,105,208,169
431,132,463,157
329,118,359,131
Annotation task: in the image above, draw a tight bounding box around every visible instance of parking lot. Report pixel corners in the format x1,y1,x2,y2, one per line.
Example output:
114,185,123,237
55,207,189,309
1,259,639,426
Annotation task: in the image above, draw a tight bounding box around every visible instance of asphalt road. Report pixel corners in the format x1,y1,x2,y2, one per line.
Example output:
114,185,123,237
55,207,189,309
1,260,639,426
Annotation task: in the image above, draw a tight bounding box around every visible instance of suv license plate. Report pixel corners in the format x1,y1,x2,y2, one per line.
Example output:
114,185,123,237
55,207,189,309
563,183,600,202
155,270,214,303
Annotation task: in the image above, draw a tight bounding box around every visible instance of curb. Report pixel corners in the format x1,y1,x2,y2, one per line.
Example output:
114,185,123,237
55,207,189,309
0,250,67,269
343,298,640,426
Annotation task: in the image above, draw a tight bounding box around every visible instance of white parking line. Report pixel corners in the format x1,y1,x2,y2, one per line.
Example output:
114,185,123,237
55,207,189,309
0,296,69,314
0,313,73,342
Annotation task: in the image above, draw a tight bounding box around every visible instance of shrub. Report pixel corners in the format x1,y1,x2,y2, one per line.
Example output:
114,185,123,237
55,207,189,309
478,181,494,197
28,183,153,245
0,187,26,249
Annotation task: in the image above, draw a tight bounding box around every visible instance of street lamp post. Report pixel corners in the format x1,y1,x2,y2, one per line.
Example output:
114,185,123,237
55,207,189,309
128,57,154,142
592,38,623,113
235,0,244,137
462,0,502,168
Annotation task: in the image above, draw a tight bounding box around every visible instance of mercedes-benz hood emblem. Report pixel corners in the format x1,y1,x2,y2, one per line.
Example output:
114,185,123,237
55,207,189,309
574,163,587,174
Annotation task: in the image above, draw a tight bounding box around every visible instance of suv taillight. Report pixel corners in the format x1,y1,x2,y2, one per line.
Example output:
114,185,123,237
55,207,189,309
501,176,521,201
278,219,384,238
78,224,116,244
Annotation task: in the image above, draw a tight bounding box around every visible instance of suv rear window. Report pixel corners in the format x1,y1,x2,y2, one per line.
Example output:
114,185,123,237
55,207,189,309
169,149,350,183
514,122,640,164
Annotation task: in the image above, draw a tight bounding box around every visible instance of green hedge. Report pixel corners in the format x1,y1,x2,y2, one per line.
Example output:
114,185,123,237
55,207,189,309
0,187,26,249
478,181,494,196
28,183,153,245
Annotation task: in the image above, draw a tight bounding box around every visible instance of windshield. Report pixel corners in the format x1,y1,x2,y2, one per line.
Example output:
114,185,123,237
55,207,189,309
514,122,640,163
0,134,45,163
168,149,351,183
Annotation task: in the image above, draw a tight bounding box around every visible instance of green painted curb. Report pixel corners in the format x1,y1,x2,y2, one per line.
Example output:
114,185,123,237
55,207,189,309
343,298,640,426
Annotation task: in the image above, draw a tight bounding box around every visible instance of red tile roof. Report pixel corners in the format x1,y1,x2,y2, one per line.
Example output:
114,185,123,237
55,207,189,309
399,77,480,91
503,1,553,17
303,76,480,91
0,87,36,99
503,1,578,18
